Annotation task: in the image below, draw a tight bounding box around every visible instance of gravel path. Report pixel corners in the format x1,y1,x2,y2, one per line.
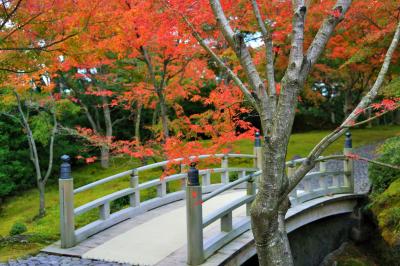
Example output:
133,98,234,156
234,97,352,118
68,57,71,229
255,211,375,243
0,254,129,266
0,143,380,266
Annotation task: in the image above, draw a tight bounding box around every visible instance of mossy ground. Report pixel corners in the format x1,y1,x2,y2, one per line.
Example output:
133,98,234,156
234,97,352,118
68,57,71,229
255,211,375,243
371,178,400,246
333,243,378,266
0,125,399,262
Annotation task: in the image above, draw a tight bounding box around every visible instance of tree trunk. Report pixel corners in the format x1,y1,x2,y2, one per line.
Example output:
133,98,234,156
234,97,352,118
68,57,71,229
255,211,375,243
135,102,142,144
330,110,336,124
100,145,110,168
102,95,113,168
157,89,169,140
343,88,352,117
395,109,400,125
38,181,46,217
367,108,373,128
251,144,294,266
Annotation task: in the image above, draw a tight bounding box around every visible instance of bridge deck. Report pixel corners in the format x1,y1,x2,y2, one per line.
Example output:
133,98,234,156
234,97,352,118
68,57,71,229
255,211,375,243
43,190,248,265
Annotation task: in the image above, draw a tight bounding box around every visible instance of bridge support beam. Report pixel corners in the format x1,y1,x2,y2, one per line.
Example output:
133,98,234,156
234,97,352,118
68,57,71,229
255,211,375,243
186,163,204,265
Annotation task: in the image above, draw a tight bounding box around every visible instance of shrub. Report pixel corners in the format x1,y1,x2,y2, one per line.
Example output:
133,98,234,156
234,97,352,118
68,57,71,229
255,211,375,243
9,222,27,236
369,136,400,193
385,207,400,232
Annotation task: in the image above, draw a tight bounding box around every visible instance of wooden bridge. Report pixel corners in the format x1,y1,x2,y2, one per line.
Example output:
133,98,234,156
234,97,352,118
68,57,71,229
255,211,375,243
43,132,361,265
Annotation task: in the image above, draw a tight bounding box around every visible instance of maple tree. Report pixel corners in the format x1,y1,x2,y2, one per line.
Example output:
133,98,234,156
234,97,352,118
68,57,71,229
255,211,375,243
0,1,399,258
0,72,59,217
160,0,400,265
0,0,105,215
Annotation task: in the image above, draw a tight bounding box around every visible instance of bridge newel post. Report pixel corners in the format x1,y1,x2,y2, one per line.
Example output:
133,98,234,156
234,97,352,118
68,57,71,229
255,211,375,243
59,155,75,248
343,131,354,192
253,130,262,170
186,163,204,265
288,161,298,205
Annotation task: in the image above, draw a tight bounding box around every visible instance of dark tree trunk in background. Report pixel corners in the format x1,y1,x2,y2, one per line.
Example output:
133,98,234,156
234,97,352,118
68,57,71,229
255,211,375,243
157,89,169,140
135,102,142,144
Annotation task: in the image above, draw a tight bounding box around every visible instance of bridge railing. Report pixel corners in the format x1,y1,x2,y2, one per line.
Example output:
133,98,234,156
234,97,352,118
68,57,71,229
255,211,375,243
186,131,355,265
58,151,259,248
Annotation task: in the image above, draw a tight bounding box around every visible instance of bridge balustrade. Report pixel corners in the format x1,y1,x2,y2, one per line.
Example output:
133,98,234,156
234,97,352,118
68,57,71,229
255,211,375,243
58,131,354,266
185,131,354,265
58,152,259,248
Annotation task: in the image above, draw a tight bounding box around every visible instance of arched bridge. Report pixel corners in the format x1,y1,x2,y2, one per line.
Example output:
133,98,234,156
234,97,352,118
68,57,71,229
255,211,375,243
44,132,364,265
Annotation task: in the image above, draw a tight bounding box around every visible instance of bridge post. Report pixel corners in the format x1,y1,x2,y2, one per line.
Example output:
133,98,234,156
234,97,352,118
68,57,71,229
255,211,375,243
180,163,187,190
253,131,262,170
221,155,229,184
288,161,298,205
343,131,354,192
246,175,256,216
186,163,204,265
130,169,140,207
319,159,328,193
59,155,75,248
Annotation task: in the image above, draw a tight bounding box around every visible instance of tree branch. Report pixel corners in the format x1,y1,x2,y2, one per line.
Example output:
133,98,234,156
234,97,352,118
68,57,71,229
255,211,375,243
43,94,58,183
343,104,400,128
300,0,352,79
169,4,260,113
348,154,400,170
0,0,22,31
250,0,276,96
286,20,400,198
209,0,269,107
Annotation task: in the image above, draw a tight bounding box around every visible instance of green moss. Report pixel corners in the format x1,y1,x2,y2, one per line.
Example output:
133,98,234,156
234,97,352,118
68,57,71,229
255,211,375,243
332,242,377,266
0,125,399,262
371,179,400,246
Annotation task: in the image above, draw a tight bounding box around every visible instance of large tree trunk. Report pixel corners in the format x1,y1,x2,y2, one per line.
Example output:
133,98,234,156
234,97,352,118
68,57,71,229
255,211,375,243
251,147,294,266
38,181,46,217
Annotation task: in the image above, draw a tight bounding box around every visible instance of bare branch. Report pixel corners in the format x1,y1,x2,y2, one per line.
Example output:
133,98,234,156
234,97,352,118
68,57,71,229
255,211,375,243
350,155,400,171
0,32,79,51
209,0,268,104
250,0,276,96
300,0,352,79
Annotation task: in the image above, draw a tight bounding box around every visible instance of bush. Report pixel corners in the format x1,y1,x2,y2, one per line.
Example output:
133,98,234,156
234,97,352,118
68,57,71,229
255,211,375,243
369,136,400,193
9,222,27,236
